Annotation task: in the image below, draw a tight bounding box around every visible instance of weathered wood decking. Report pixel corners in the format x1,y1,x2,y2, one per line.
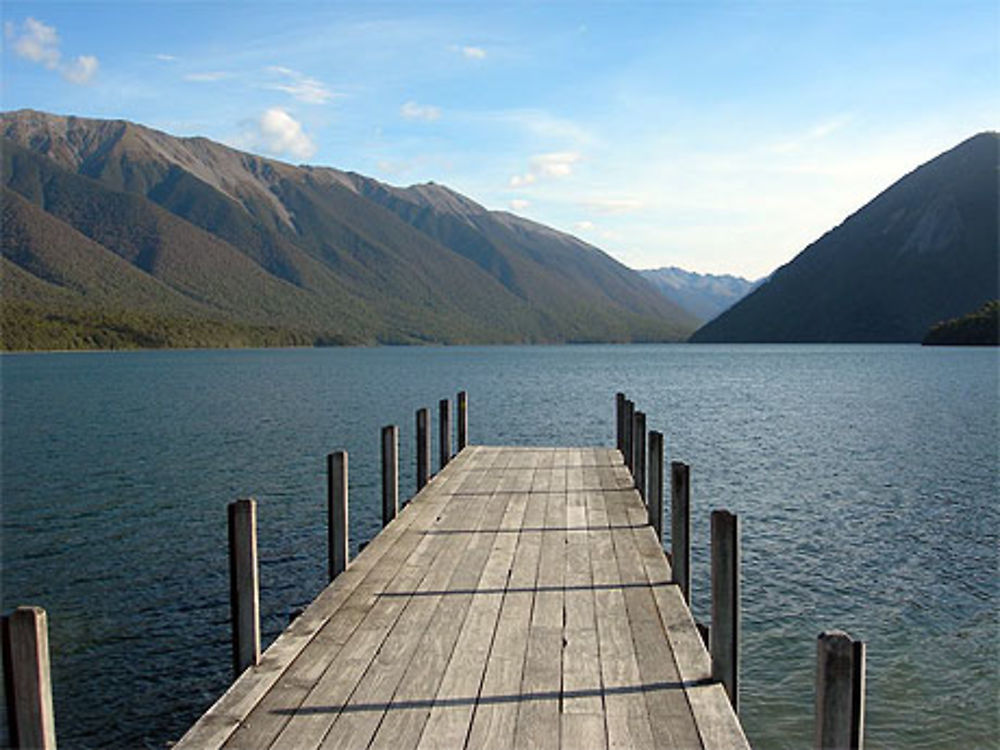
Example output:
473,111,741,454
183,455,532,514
176,446,750,749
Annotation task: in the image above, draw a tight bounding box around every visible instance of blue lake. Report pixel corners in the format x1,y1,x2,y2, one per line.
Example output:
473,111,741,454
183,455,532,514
1,344,997,749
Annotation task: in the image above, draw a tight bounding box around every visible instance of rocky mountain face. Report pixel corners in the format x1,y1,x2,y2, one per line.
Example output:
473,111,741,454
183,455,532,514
690,132,999,343
1,109,698,349
639,266,762,322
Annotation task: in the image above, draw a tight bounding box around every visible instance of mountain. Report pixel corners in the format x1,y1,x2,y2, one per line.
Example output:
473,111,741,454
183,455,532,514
690,132,999,343
922,300,998,346
639,266,762,322
1,110,698,349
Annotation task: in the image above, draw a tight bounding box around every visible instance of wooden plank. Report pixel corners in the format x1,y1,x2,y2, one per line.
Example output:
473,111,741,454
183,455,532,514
602,465,703,750
176,464,466,749
318,487,521,749
586,488,657,750
464,465,548,749
511,458,566,750
416,458,534,749
561,478,606,750
2,606,56,750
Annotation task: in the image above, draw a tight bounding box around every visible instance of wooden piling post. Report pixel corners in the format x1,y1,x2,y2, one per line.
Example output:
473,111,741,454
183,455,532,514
816,630,866,750
670,461,692,604
439,398,452,470
416,408,430,491
647,430,664,539
382,425,399,526
624,399,634,473
457,391,468,451
615,392,626,458
633,411,646,499
228,498,260,678
711,509,740,712
2,606,56,750
327,451,348,581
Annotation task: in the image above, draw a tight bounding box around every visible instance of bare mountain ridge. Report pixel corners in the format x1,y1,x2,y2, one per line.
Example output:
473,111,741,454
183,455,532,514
691,131,999,342
2,109,698,349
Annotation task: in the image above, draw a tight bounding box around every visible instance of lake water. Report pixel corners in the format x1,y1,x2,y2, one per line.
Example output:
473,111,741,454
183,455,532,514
1,345,997,749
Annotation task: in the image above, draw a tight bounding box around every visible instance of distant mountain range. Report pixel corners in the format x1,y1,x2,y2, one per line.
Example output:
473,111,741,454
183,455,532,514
691,132,999,343
1,109,698,350
639,267,762,322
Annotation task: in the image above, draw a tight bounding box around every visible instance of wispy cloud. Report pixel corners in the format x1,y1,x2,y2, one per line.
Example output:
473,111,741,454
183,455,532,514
460,45,486,60
580,197,644,214
264,66,337,104
510,151,581,187
155,53,178,62
5,16,99,84
238,108,317,160
401,100,441,122
509,198,530,211
184,71,231,82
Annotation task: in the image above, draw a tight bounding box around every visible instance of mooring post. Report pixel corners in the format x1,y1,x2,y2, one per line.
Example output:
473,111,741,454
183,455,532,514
624,399,635,473
382,425,399,526
647,430,664,539
2,606,56,750
633,411,646,499
416,408,430,491
327,451,348,581
816,630,866,750
615,392,626,458
439,398,452,470
457,390,468,451
711,509,740,712
228,498,260,679
670,461,692,604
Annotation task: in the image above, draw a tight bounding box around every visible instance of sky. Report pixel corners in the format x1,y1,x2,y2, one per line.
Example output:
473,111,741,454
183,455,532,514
2,1,997,279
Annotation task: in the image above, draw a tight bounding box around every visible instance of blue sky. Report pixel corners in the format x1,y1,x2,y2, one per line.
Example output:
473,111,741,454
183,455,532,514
3,1,996,278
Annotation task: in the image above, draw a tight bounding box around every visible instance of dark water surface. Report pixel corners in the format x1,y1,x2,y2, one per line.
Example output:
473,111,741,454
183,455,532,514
2,345,997,748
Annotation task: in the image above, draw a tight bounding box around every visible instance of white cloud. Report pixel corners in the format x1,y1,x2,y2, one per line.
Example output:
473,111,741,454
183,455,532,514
574,220,596,232
242,108,317,160
155,53,178,62
62,55,98,84
509,151,581,187
509,199,530,212
401,100,441,122
6,16,98,84
581,197,644,214
264,66,336,104
462,45,486,59
184,71,231,82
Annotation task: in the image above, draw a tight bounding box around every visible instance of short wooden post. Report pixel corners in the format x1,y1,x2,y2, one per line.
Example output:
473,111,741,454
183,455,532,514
416,408,430,491
382,425,399,526
327,451,348,581
633,411,646,499
647,430,664,539
615,392,626,458
228,498,260,678
816,630,866,750
670,461,692,604
624,399,634,473
439,398,452,470
2,606,56,750
711,509,740,712
457,390,468,451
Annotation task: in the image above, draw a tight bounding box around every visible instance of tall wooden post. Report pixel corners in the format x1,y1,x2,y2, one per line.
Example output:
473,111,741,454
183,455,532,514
327,451,348,581
647,430,664,539
2,606,56,750
228,498,260,678
711,509,740,712
416,408,430,491
624,400,634,474
670,461,691,604
816,631,866,750
615,392,626,458
439,398,452,470
633,411,646,499
457,391,468,451
382,425,399,526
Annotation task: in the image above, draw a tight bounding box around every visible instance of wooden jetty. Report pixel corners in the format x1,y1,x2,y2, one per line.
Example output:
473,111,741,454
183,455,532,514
176,443,749,749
